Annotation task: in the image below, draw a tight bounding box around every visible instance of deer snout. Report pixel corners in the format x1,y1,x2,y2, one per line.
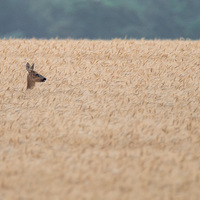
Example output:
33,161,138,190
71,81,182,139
42,77,46,82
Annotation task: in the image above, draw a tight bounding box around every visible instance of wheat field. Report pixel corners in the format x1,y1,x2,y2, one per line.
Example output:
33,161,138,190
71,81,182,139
0,39,200,200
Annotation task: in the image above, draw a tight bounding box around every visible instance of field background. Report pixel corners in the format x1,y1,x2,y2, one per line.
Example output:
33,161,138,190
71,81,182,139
0,39,200,200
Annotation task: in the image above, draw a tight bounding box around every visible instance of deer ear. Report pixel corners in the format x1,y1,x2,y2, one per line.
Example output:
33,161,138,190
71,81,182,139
26,62,34,72
31,63,35,70
26,62,32,72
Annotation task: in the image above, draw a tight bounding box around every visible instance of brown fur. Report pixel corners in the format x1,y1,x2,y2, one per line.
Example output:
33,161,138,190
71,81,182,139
26,62,46,89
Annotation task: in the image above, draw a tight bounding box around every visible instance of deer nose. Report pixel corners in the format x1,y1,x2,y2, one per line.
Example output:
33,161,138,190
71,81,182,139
43,77,46,82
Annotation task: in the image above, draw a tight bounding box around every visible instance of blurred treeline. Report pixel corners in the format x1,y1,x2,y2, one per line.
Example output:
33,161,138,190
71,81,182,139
1,0,200,39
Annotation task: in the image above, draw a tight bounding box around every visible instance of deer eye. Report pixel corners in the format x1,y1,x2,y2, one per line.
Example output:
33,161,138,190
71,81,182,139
35,74,39,77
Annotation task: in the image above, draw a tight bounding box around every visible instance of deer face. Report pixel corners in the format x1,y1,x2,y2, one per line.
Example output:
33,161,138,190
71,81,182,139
26,62,46,89
28,70,46,82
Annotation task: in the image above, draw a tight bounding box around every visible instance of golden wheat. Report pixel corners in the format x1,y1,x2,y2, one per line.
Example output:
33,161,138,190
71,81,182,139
0,39,200,200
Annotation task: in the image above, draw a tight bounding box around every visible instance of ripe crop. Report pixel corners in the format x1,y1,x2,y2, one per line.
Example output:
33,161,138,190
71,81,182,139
0,39,200,200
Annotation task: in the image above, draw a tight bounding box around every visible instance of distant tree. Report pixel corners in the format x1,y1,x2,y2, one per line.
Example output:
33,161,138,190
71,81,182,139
143,0,200,39
1,0,200,39
0,0,50,38
52,1,145,39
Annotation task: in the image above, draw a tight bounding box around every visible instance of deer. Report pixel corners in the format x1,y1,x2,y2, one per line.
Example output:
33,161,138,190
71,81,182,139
26,62,46,89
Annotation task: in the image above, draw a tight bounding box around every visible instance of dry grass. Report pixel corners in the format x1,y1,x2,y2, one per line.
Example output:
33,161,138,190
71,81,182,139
0,39,200,200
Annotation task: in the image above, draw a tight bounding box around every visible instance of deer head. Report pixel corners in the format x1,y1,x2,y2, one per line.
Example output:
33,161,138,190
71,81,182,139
26,62,46,89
